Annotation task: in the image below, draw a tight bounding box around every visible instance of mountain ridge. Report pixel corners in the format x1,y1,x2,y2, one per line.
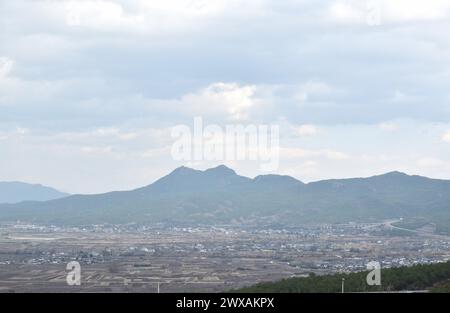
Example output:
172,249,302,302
0,181,69,204
0,165,449,232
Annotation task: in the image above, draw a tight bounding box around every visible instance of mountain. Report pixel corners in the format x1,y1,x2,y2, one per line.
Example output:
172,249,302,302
0,166,450,232
0,182,69,204
146,165,251,193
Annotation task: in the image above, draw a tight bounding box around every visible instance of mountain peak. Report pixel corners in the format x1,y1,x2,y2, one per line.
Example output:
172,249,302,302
146,164,246,193
254,174,303,184
170,166,200,175
204,165,236,176
169,165,237,177
380,171,409,178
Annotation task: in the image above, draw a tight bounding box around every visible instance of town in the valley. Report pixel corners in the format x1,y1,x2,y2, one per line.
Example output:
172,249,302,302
0,221,449,292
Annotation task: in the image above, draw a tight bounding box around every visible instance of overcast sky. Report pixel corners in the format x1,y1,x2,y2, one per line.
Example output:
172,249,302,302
1,0,450,194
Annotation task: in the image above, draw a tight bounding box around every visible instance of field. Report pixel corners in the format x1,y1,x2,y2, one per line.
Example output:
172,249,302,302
1,222,450,293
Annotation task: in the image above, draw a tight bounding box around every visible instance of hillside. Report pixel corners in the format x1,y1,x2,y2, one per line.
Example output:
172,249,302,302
0,166,450,230
0,182,69,204
234,261,450,293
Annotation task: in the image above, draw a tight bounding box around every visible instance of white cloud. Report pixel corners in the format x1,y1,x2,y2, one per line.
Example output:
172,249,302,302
94,127,138,140
417,157,446,168
65,0,144,31
379,122,398,132
296,81,333,104
290,160,320,178
280,147,349,160
383,0,450,22
49,127,171,148
177,82,264,121
329,2,364,23
140,146,171,158
61,0,267,34
294,124,319,136
0,127,29,139
443,130,450,143
80,146,113,155
15,127,29,135
2,0,450,192
329,0,450,25
390,91,407,103
0,57,14,77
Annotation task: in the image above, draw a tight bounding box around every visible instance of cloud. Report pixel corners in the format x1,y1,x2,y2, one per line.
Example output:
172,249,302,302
0,57,14,77
93,127,138,140
294,124,319,136
443,130,450,143
80,146,114,156
291,160,320,178
328,0,450,25
329,2,365,24
389,91,413,103
379,122,398,132
296,81,334,104
280,147,349,160
417,157,447,168
181,83,257,120
1,0,450,191
3,1,450,127
60,0,269,34
177,82,263,121
382,0,450,22
65,0,144,30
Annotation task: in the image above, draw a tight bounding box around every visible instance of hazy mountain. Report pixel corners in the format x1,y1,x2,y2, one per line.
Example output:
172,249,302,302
0,182,69,204
146,165,251,193
0,166,449,232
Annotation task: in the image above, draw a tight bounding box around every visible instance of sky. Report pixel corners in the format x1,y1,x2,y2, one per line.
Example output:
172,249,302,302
1,0,450,194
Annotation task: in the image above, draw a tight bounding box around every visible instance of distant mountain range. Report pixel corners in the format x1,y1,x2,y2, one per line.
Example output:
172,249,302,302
1,165,450,232
0,182,68,204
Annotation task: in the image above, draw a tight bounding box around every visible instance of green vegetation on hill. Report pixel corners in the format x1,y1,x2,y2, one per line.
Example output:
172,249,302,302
1,166,450,231
393,218,430,230
431,281,450,293
234,261,450,293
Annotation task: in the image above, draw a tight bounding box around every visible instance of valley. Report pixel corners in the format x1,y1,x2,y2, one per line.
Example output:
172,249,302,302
1,221,449,292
